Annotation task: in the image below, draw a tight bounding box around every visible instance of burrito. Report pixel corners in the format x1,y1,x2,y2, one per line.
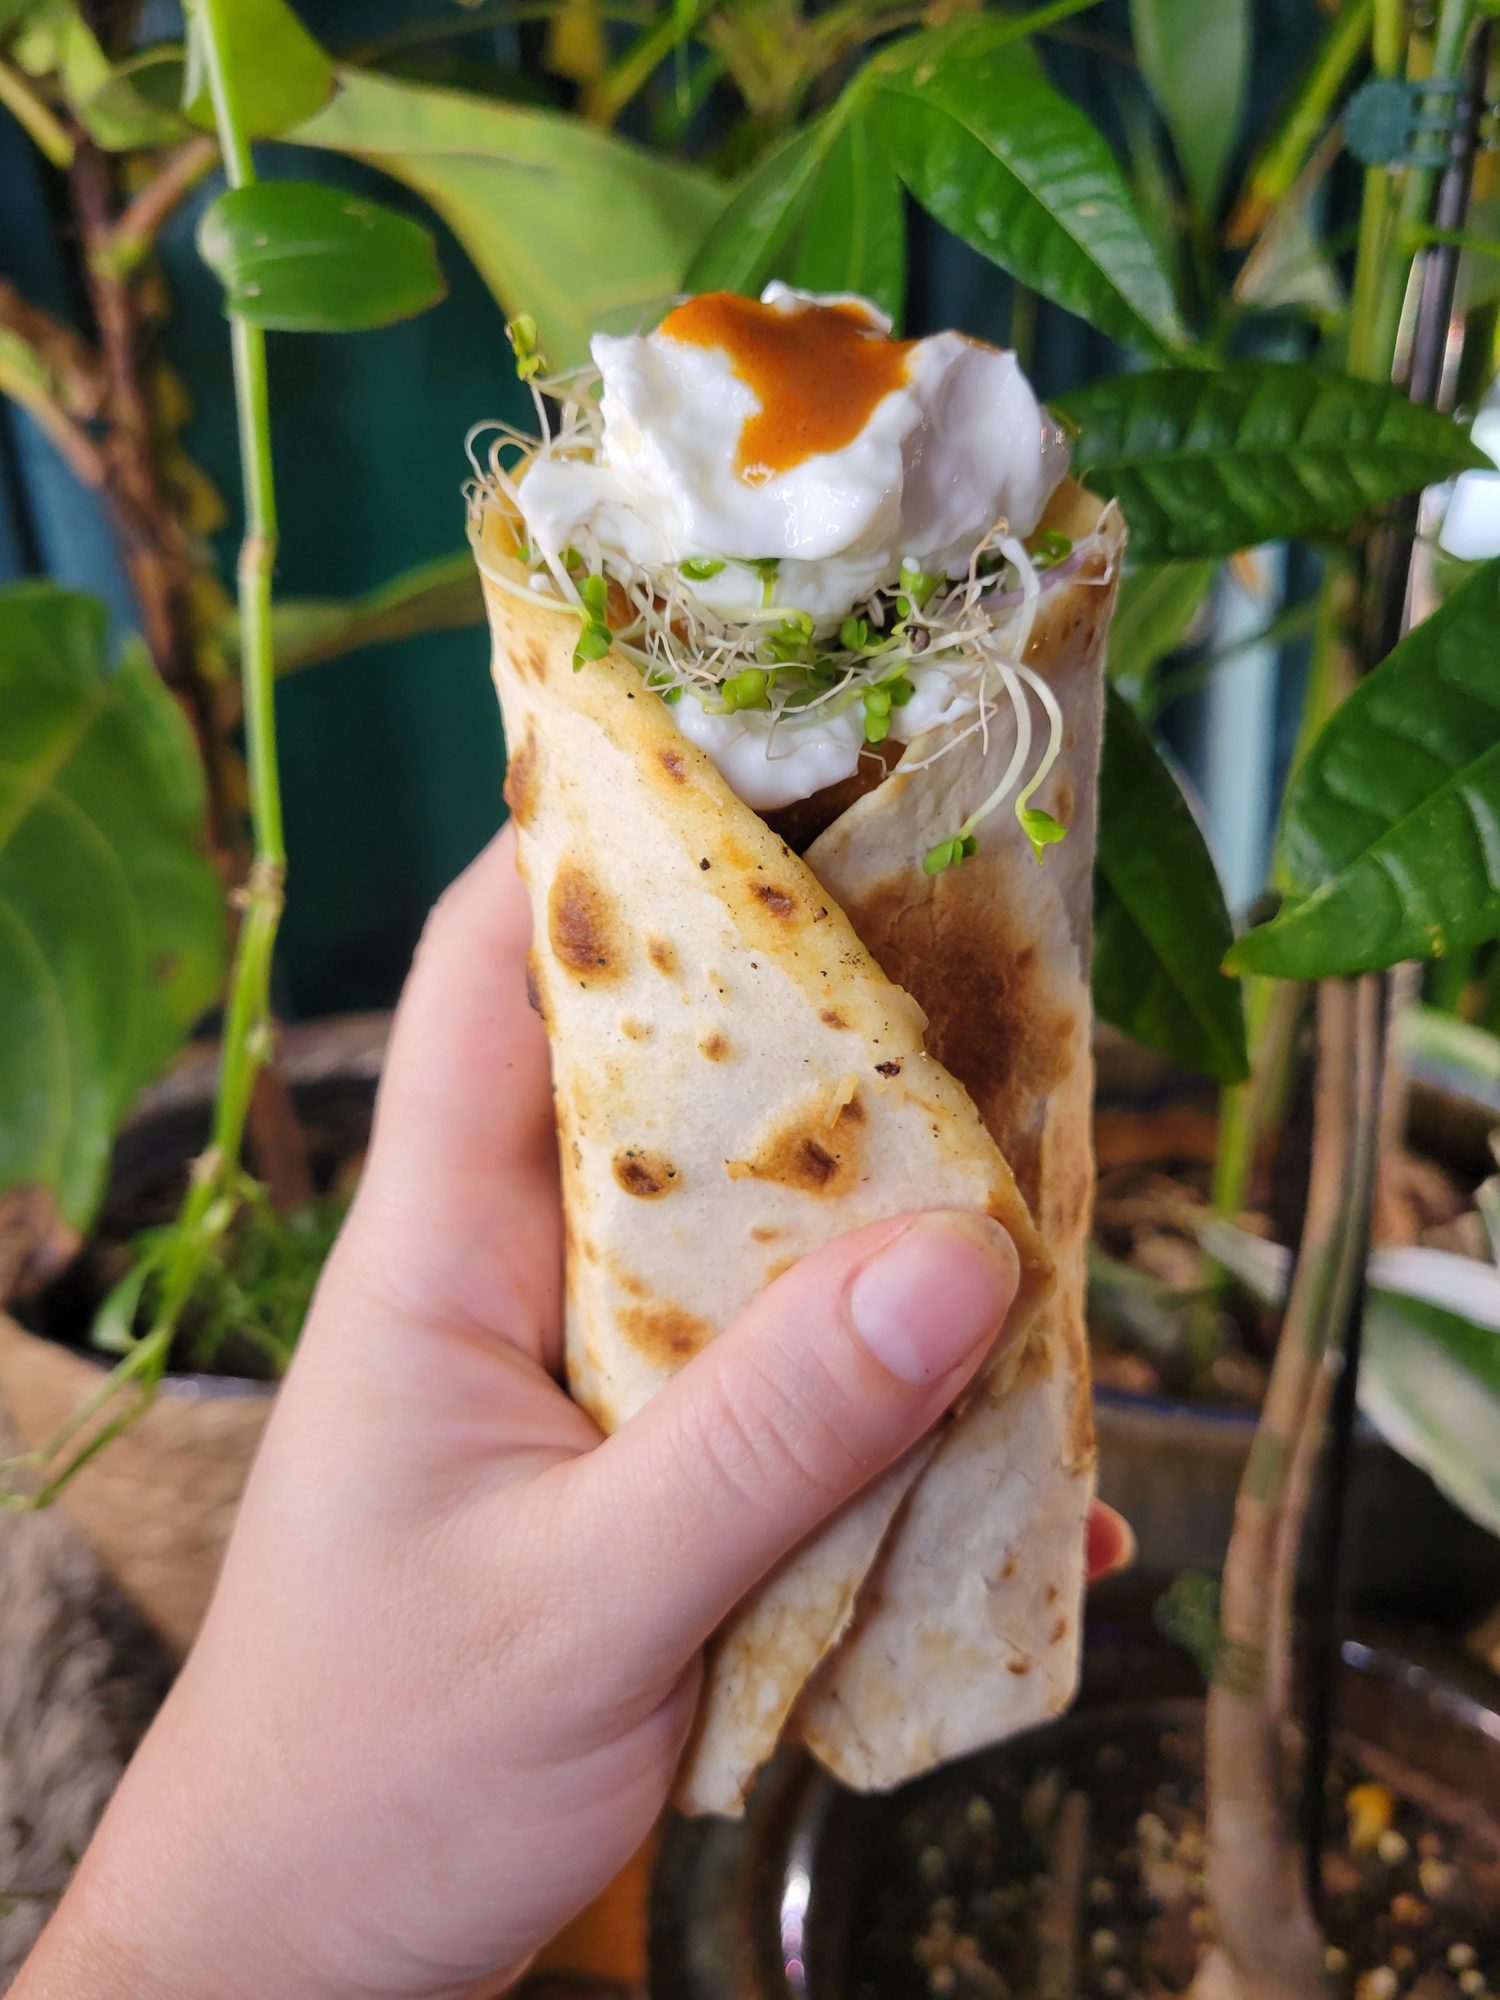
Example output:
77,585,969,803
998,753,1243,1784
467,285,1124,1816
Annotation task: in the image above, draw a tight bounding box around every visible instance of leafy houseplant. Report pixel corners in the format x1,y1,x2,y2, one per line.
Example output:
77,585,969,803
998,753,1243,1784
4,0,1500,1988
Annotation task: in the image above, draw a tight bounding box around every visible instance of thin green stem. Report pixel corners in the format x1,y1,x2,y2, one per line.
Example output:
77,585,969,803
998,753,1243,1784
0,58,74,168
196,0,253,188
1229,0,1373,241
1370,0,1478,372
585,0,712,127
1373,0,1407,76
76,0,290,1453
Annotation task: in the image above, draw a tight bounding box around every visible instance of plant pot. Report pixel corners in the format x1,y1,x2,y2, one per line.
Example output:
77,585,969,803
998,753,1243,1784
648,1583,1500,2000
1089,1031,1500,1626
0,1015,387,1657
1094,1388,1500,1625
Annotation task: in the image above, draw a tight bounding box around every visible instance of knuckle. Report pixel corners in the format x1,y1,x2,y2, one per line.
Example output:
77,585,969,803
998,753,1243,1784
689,1347,869,1517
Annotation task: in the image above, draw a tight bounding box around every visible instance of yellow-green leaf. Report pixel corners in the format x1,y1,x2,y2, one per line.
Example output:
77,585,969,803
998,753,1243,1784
294,67,725,370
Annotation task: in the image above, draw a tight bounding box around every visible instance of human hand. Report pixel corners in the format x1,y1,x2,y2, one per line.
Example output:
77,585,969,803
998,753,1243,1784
17,827,1130,2000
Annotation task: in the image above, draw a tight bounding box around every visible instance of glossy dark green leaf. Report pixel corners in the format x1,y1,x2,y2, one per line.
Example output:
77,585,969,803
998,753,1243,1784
686,105,905,321
0,586,225,1231
871,18,1188,357
1060,363,1487,562
295,67,724,370
1094,685,1248,1081
1130,0,1250,213
1230,558,1500,979
197,181,446,332
1108,559,1216,699
182,0,334,137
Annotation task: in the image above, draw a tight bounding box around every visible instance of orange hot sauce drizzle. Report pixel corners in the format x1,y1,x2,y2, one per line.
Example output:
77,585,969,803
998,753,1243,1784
658,292,915,486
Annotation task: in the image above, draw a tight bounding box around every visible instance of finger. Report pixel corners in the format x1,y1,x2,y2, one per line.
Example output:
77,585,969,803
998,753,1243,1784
342,824,563,1365
557,1212,1021,1675
1086,1501,1135,1581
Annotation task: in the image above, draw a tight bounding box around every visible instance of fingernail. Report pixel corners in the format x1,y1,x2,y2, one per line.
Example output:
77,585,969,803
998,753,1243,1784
1086,1503,1137,1580
848,1215,1019,1386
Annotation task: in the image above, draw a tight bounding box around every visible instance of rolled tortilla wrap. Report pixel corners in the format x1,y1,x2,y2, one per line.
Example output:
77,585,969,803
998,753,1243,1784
796,484,1123,1787
472,477,1120,1815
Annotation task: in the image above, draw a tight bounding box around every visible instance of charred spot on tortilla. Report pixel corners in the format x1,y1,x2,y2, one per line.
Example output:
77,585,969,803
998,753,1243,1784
875,1059,902,1077
549,861,623,981
699,857,711,870
751,881,799,920
522,638,549,682
504,732,541,827
1051,1617,1068,1644
849,874,1075,1201
821,1009,848,1030
749,1224,783,1243
726,1092,866,1196
1006,1658,1033,1677
645,934,679,976
658,746,690,784
699,1029,731,1061
619,1015,652,1041
613,1148,680,1198
524,952,548,1021
620,1301,712,1365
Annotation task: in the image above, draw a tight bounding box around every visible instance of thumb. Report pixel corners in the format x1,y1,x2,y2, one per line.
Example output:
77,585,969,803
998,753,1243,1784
562,1211,1022,1676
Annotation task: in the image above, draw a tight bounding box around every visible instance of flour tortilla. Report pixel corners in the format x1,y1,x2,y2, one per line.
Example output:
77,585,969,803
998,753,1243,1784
795,486,1122,1787
474,482,1118,1814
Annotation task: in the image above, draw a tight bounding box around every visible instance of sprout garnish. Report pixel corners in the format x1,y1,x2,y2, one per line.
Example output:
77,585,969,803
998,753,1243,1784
572,572,613,670
467,354,1112,854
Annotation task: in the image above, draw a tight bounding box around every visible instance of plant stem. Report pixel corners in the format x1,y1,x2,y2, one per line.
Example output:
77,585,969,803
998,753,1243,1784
1369,0,1479,374
1193,980,1383,2000
585,0,712,127
1227,0,1374,245
15,0,301,1488
100,135,219,279
0,57,75,167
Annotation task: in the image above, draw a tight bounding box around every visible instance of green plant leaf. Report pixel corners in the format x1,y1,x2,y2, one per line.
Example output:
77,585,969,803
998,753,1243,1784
295,66,725,370
870,17,1188,357
1362,1260,1500,1542
1201,1221,1500,1541
1093,684,1247,1081
248,551,484,675
1060,363,1487,562
1108,559,1217,699
1129,0,1250,214
196,181,446,332
0,585,225,1233
1230,558,1500,979
686,104,905,322
50,12,188,148
181,0,333,137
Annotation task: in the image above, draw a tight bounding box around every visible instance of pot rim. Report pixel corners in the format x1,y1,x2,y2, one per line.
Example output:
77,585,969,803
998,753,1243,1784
21,1012,390,1394
649,1619,1500,2000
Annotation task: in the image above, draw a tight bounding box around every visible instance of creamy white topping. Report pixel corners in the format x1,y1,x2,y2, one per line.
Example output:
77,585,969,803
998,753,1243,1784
516,283,1068,635
477,284,1082,819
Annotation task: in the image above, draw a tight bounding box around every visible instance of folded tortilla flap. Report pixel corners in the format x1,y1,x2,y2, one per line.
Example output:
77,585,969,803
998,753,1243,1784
476,506,1052,1815
793,488,1125,1789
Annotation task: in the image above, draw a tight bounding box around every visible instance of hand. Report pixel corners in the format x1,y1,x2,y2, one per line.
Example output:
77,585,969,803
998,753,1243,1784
17,827,1131,2000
